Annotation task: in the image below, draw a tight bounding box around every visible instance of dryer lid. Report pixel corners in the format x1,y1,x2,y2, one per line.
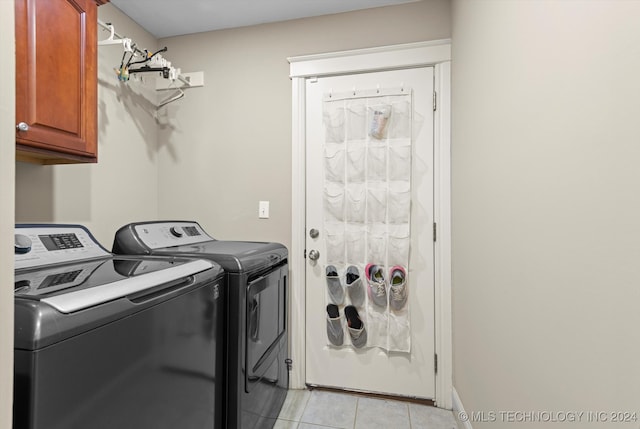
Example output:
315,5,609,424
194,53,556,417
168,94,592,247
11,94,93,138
113,220,287,273
155,240,286,273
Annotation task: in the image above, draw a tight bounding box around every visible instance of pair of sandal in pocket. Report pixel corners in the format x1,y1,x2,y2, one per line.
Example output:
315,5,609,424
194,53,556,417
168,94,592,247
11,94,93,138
326,303,366,348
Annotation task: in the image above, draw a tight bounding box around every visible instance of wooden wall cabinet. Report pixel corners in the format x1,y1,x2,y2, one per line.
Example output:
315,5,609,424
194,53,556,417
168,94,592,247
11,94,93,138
15,0,108,164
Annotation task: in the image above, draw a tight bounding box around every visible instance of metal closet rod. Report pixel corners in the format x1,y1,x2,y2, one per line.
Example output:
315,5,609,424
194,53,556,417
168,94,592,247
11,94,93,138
97,19,191,87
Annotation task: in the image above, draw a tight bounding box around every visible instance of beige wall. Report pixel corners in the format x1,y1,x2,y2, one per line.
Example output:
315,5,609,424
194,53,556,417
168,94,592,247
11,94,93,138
0,1,15,427
452,1,640,427
156,0,451,249
15,4,160,246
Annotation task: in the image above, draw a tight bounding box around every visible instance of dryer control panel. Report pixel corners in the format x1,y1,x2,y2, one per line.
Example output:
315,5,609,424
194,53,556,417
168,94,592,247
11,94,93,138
15,225,110,270
132,221,213,249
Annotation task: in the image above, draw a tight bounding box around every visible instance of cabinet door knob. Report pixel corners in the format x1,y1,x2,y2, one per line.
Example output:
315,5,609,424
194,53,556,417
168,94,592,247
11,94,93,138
16,122,29,132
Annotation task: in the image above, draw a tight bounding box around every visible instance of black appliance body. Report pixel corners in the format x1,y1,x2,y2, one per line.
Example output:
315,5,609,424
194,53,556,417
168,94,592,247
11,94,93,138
14,224,225,429
112,221,289,429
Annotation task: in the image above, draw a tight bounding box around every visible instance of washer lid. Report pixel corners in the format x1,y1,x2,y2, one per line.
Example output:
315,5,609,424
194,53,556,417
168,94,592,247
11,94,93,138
14,256,221,350
16,257,214,311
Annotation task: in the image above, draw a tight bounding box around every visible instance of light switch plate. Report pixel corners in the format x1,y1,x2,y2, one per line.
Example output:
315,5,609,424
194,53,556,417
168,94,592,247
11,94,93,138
259,201,270,219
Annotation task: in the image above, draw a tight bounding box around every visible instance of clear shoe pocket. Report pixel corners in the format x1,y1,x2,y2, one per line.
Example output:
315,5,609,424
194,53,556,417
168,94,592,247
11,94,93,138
323,104,346,143
324,145,345,183
325,225,345,264
388,100,411,139
346,184,366,223
366,186,387,223
366,145,387,182
346,144,366,183
389,144,411,181
345,226,365,264
388,226,410,267
388,182,411,225
367,226,386,263
347,102,367,141
324,184,345,222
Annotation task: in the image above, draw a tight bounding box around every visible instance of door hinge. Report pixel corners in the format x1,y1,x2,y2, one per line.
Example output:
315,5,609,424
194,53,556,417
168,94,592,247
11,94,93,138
433,222,437,242
433,91,437,111
303,249,307,258
434,353,438,374
285,358,293,371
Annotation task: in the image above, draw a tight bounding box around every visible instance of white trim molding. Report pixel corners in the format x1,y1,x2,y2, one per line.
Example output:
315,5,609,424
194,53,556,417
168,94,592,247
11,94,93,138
288,41,452,408
433,59,453,410
453,387,474,429
289,39,451,78
289,76,307,389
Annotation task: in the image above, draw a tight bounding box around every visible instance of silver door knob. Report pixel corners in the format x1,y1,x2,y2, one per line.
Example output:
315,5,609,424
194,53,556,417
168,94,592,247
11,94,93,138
308,249,320,261
309,228,319,239
16,122,29,132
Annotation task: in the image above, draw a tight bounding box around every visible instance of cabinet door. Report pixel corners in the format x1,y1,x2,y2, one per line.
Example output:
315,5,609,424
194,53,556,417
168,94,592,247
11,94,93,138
15,0,99,163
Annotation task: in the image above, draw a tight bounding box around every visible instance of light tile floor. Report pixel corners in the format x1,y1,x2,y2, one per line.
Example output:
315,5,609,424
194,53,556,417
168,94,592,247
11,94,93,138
274,389,458,429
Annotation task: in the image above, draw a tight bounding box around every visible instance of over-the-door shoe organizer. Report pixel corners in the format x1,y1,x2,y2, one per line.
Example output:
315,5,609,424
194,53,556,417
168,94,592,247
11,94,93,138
322,89,412,353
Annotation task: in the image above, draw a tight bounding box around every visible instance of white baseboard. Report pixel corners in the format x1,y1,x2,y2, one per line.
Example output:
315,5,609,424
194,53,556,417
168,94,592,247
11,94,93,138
452,387,473,429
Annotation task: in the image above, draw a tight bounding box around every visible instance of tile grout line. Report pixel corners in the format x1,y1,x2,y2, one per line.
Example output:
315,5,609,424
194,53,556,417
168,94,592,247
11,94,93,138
296,392,313,422
299,390,311,425
352,396,359,429
297,390,310,427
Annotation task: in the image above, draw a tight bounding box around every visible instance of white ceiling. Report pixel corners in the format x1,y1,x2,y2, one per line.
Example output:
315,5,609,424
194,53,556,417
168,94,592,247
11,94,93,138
110,0,420,38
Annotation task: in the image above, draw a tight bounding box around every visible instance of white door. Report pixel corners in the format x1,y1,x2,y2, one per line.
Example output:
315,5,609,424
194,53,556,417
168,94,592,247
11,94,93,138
305,67,435,398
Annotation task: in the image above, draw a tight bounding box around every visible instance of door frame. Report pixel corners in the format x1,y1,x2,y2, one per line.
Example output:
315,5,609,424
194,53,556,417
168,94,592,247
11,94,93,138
288,39,452,409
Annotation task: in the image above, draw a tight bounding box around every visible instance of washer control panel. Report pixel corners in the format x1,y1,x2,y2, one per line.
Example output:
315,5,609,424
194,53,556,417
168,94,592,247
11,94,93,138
133,221,213,249
15,225,110,270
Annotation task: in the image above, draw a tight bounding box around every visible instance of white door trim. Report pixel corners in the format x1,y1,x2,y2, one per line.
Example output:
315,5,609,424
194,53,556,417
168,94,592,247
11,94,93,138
288,39,452,409
433,60,452,409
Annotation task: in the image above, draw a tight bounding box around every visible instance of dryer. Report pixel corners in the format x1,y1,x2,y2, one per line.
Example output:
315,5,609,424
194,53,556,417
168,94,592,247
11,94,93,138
112,220,289,429
13,224,225,429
